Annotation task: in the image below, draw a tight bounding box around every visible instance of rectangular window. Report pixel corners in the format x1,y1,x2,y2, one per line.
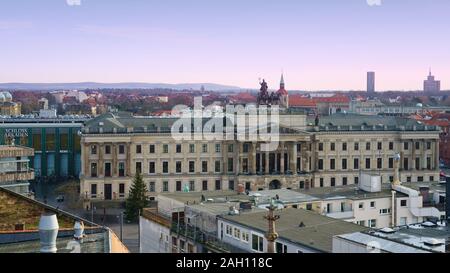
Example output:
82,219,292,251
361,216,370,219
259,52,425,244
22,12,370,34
368,219,377,228
215,180,221,190
228,144,234,153
91,145,97,155
354,158,359,169
415,158,420,170
228,158,234,173
426,142,431,150
401,200,407,207
343,177,348,186
252,234,264,252
176,161,182,173
243,144,249,153
202,161,208,173
202,180,208,191
377,142,382,150
90,163,98,177
189,144,195,153
189,161,195,173
135,162,142,174
202,144,208,153
427,157,431,170
358,202,364,209
377,158,382,169
163,144,169,154
354,176,359,184
119,145,125,154
215,160,221,173
242,232,249,242
276,242,288,254
226,180,234,191
118,162,125,177
176,181,182,192
104,162,111,177
136,145,142,154
149,162,155,174
366,142,371,151
389,158,394,169
105,145,111,155
320,178,324,187
176,144,182,153
318,143,324,151
330,143,335,151
91,184,97,198
415,142,420,150
342,143,347,151
162,161,169,174
330,159,335,170
242,158,249,173
149,182,155,192
331,177,336,187
370,201,376,208
215,144,221,153
365,158,371,169
404,158,409,170
342,159,347,170
318,159,324,170
119,183,125,198
354,142,359,151
163,181,169,192
404,142,409,150
149,144,155,154
389,142,394,150
189,181,195,191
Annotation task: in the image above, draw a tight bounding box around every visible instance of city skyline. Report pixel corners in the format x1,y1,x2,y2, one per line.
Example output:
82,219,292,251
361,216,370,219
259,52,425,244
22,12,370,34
0,0,449,91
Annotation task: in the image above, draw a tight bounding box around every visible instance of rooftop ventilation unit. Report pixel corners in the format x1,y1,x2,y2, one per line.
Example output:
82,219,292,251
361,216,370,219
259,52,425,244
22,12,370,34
39,213,59,253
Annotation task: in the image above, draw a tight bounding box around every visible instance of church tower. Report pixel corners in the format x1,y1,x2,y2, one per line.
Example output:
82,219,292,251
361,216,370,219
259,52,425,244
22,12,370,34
277,73,289,108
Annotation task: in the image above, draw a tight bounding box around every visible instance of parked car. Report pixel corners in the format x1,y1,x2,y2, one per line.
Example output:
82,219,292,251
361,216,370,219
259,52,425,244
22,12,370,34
56,195,65,203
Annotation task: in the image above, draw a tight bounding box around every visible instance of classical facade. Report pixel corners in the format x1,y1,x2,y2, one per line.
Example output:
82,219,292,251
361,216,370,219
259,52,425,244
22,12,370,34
79,111,440,205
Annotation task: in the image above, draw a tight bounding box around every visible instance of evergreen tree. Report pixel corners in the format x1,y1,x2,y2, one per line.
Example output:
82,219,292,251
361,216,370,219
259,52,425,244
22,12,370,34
125,172,148,222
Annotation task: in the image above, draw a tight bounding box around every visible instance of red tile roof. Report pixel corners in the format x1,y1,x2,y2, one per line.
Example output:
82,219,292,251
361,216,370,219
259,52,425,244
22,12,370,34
289,95,316,107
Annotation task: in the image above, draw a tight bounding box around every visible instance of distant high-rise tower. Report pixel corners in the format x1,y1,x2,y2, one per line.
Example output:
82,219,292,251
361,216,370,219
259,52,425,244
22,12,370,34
277,73,289,108
367,72,375,94
424,69,441,93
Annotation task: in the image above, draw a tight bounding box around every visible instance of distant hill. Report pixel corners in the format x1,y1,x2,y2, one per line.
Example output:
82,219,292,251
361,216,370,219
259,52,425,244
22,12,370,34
0,82,242,91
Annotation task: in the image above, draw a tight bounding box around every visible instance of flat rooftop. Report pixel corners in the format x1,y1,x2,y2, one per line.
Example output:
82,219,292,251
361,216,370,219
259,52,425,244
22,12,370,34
158,190,252,205
250,189,319,204
294,184,407,201
0,229,109,253
338,221,449,253
220,208,368,253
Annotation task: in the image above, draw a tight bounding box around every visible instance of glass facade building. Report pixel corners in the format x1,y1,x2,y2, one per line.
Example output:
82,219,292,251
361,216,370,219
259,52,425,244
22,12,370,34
0,120,85,180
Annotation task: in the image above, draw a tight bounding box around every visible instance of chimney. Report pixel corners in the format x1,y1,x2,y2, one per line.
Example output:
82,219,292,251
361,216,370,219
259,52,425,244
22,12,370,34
39,212,59,253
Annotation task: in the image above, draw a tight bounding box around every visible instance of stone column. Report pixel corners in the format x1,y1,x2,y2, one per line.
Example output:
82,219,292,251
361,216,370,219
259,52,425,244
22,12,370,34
126,143,131,176
252,143,257,174
112,143,117,177
280,142,285,174
265,151,270,175
83,143,89,177
223,141,228,174
235,142,240,175
98,144,104,177
290,142,297,173
435,139,440,170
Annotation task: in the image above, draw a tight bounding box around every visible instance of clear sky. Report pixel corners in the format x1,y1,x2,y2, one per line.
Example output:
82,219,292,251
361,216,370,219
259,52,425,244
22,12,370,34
0,0,449,91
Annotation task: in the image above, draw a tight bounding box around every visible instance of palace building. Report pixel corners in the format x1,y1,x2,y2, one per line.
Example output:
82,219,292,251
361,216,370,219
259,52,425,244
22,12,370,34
79,109,440,206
